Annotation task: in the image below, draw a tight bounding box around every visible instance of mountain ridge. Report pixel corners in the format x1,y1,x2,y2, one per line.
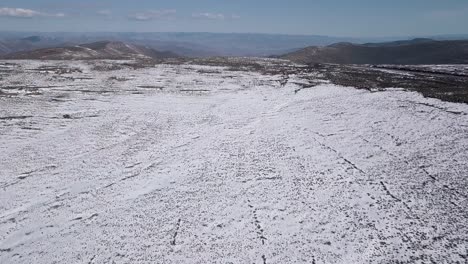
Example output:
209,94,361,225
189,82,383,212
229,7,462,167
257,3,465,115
1,41,179,60
280,39,468,64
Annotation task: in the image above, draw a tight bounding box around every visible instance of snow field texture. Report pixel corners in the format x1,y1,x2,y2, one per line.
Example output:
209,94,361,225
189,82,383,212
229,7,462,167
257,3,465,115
0,60,467,263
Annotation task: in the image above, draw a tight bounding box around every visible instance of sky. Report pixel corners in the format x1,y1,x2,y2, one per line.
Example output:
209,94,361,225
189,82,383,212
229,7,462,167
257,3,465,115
0,0,467,37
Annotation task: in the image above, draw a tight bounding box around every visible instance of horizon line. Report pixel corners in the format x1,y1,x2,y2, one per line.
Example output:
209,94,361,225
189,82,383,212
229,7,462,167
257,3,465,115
1,30,468,40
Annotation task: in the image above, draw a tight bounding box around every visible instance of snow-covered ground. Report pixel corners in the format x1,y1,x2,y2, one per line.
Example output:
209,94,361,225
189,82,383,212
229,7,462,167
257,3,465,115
374,64,468,76
1,60,467,263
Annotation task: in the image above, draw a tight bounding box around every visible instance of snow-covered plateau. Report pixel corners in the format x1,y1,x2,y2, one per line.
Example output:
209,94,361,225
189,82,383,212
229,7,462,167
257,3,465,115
0,60,467,263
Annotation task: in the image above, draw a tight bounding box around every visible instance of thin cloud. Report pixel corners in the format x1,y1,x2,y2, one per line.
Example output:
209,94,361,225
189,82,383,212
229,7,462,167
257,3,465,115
128,9,176,21
192,13,241,20
192,12,225,20
0,7,65,18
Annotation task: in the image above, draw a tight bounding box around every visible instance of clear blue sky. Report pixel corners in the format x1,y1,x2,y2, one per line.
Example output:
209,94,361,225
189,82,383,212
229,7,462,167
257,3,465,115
0,0,467,37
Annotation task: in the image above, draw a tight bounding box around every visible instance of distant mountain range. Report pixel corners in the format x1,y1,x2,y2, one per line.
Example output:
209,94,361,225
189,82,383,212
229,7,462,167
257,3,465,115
2,35,468,64
1,32,468,58
280,39,468,64
0,32,363,57
0,36,67,56
0,32,359,57
2,41,178,60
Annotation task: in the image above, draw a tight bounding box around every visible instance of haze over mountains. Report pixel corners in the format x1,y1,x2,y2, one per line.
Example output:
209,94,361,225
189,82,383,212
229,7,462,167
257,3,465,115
1,32,468,58
0,32,358,57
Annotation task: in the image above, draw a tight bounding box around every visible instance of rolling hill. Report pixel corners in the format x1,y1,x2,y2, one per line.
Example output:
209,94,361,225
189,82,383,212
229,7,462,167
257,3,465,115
1,41,179,60
281,39,468,64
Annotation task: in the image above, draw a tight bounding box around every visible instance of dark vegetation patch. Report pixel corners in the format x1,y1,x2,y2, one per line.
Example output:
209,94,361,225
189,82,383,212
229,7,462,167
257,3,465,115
61,89,113,94
180,89,210,92
196,69,222,74
32,66,82,74
137,85,164,90
92,62,126,71
185,57,270,72
187,57,468,104
91,59,159,71
0,115,33,120
108,76,130,82
310,64,468,104
174,58,468,103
